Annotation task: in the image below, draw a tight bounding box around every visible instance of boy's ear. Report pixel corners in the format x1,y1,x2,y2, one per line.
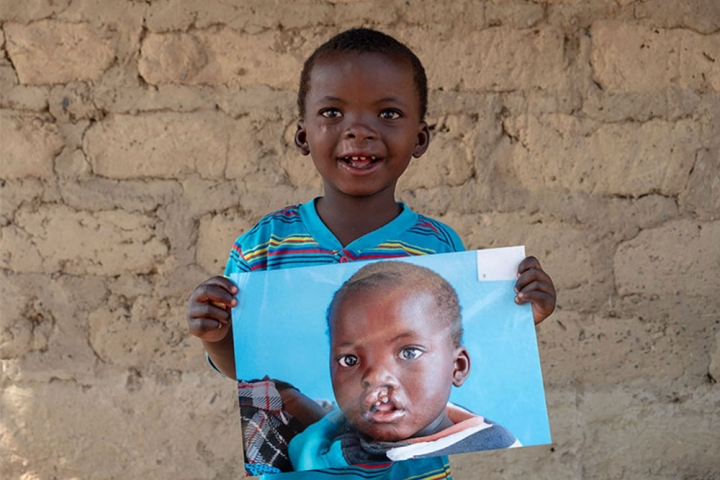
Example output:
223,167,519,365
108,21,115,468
412,121,431,158
294,121,310,156
452,346,471,387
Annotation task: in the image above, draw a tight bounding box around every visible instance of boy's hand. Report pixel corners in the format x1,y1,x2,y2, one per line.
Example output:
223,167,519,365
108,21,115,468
187,276,238,342
515,256,556,325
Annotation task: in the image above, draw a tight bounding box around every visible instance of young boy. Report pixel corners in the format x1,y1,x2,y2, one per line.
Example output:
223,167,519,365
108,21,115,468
187,28,556,479
289,261,520,471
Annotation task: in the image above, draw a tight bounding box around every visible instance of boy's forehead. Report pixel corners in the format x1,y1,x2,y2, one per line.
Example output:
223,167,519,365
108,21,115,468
314,50,413,72
309,52,417,96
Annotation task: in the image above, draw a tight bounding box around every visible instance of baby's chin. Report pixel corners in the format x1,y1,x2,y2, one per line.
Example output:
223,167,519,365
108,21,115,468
357,423,416,443
351,415,422,443
351,408,451,442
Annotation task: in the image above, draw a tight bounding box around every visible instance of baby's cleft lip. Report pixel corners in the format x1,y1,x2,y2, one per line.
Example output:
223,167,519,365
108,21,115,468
362,387,405,423
363,404,406,423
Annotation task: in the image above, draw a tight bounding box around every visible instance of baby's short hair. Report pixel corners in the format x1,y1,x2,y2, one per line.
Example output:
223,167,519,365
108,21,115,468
328,261,463,346
297,28,428,121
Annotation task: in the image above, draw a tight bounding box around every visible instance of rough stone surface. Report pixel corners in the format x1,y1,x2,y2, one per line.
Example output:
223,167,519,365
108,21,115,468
614,219,720,299
4,21,115,85
84,113,246,180
196,212,252,273
710,330,720,383
680,147,720,220
3,205,169,275
410,26,567,92
504,115,702,197
591,21,720,92
0,111,64,179
139,29,303,88
2,2,719,480
635,0,720,34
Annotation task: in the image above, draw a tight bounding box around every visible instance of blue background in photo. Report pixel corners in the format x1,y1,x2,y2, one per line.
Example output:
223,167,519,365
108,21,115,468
231,250,551,447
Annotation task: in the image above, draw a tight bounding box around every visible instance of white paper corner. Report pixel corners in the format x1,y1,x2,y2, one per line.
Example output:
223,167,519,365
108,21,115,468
476,246,526,281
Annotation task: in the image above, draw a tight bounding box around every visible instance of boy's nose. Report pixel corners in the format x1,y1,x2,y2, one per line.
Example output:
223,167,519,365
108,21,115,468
343,119,377,141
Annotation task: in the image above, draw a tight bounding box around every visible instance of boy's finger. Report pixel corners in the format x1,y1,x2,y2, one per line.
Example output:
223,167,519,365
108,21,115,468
192,283,238,309
517,256,542,274
515,279,556,297
188,317,231,341
187,301,232,324
199,276,239,295
515,289,554,305
515,270,554,293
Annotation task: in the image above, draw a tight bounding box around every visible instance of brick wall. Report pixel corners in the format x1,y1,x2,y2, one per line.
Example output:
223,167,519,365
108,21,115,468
1,1,718,478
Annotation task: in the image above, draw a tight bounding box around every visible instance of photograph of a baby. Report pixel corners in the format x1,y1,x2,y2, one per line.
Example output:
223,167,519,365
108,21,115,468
289,261,520,470
231,248,550,474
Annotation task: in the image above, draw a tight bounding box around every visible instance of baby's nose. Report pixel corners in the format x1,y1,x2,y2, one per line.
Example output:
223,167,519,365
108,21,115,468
362,363,398,388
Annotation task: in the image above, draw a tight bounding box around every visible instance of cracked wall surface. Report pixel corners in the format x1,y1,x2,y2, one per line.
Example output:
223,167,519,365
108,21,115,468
1,1,719,479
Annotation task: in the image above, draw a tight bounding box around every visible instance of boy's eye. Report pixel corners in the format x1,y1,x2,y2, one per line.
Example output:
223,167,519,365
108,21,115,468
399,347,423,360
337,355,359,367
379,109,401,120
321,108,342,118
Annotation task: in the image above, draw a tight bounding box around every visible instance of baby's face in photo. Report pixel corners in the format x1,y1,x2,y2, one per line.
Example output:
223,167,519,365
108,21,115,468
329,285,469,442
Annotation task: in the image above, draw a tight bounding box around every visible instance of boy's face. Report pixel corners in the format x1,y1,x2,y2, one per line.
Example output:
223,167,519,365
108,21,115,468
329,285,470,442
295,52,430,200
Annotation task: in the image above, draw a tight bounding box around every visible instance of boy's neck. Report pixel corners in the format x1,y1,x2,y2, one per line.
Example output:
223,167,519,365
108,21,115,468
315,191,402,247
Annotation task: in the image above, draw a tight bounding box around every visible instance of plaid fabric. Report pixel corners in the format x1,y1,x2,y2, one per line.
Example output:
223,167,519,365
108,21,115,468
238,378,305,475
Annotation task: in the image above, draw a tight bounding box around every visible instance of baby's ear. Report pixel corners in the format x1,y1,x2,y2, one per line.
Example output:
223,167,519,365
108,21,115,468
295,121,310,155
452,346,471,387
412,121,431,158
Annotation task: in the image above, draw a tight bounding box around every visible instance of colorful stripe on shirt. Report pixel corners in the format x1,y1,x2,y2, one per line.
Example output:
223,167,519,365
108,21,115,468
227,206,460,273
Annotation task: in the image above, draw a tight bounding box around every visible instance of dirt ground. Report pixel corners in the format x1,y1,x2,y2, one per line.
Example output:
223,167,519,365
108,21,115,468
1,1,719,479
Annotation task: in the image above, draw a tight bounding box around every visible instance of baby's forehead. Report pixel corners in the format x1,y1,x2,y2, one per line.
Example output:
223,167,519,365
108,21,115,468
330,283,442,324
340,279,426,300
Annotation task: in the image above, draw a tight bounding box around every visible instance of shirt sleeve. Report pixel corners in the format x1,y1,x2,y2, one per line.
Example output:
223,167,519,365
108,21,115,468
224,235,251,276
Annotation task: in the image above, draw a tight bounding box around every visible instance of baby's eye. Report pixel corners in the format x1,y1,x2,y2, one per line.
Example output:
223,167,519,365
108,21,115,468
379,109,401,120
321,108,342,118
337,355,359,367
399,347,423,360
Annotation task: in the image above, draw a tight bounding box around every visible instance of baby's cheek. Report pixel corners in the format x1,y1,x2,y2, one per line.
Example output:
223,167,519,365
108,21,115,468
331,377,352,407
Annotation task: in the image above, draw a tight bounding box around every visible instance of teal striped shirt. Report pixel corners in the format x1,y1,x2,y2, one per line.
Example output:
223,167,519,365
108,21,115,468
224,199,464,275
224,199,464,480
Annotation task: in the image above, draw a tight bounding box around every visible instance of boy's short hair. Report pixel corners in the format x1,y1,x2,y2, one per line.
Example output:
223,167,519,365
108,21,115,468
297,28,428,121
328,261,463,346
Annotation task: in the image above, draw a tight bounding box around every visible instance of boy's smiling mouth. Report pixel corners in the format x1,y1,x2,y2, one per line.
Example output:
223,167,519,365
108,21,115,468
338,154,382,171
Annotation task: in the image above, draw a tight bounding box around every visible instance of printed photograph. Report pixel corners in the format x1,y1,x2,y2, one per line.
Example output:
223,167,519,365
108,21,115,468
230,247,550,475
